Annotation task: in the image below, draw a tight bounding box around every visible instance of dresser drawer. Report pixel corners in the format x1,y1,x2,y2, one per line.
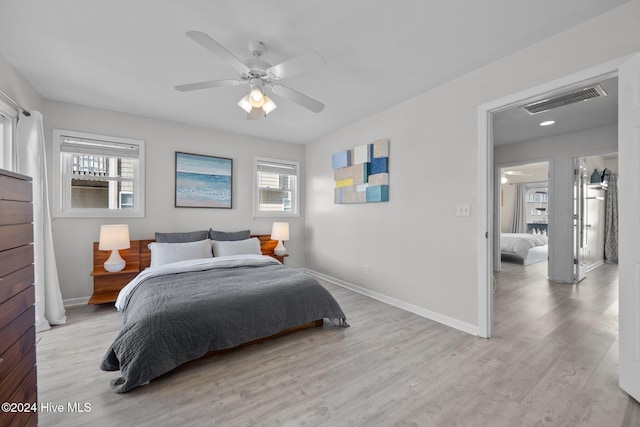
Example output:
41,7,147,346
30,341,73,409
0,327,35,384
0,224,34,252
0,174,32,202
0,266,34,305
0,346,35,405
0,200,33,226
0,245,34,278
6,368,38,427
0,287,35,333
0,306,35,357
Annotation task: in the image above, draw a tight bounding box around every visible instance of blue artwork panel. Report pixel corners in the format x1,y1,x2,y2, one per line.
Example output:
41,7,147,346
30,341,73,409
370,157,388,175
366,185,389,202
332,150,352,170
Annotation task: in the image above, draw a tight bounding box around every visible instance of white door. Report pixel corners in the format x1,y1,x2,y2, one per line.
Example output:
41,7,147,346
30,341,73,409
573,159,588,282
619,53,640,402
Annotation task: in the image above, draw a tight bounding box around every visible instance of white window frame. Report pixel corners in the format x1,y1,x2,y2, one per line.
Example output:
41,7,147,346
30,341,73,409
253,156,300,218
52,128,145,218
0,99,17,171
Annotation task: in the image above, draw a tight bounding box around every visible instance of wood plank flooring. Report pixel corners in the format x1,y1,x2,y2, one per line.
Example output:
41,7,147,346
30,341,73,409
34,264,640,426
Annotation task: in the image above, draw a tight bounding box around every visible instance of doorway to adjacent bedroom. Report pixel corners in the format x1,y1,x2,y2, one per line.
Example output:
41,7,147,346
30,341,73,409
498,161,550,277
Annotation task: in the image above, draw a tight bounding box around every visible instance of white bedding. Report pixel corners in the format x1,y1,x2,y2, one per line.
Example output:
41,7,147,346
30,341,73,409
115,254,280,311
501,233,548,260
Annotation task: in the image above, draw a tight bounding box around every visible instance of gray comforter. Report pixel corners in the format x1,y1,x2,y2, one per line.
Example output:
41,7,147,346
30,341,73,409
100,260,347,393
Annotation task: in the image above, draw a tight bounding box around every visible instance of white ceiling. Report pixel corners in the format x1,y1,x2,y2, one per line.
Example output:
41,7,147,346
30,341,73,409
0,0,628,144
493,77,618,146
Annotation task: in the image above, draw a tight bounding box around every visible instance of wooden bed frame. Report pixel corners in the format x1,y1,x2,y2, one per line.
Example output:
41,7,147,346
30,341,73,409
94,234,323,366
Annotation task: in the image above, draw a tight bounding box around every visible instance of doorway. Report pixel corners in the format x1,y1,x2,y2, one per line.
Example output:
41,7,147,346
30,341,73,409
476,58,625,339
497,161,550,275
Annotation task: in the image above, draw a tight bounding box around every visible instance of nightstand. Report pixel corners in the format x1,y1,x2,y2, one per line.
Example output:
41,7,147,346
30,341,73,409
89,240,141,304
88,263,139,304
272,254,289,264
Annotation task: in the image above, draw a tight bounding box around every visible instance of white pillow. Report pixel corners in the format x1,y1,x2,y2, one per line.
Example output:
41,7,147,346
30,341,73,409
148,239,213,268
212,237,261,257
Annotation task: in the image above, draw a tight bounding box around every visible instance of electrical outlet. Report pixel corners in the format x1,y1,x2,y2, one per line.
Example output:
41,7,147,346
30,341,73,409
456,204,471,217
363,264,369,274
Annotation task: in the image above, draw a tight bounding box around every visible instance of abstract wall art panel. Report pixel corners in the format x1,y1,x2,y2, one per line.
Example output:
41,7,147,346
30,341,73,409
333,139,389,204
332,150,352,170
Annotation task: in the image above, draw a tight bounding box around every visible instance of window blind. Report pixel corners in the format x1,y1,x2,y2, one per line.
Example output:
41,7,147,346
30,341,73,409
60,136,139,159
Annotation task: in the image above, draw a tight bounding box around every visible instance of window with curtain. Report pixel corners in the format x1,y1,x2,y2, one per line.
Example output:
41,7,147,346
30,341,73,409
254,157,299,217
52,129,145,217
0,100,17,171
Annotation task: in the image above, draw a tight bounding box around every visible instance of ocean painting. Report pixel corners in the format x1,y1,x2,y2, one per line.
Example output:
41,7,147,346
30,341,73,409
175,152,232,208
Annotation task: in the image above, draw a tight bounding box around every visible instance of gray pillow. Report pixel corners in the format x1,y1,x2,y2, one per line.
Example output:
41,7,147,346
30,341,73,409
208,229,251,241
155,230,209,243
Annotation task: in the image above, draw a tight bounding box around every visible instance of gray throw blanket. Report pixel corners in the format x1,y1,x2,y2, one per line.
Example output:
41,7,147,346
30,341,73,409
101,263,347,393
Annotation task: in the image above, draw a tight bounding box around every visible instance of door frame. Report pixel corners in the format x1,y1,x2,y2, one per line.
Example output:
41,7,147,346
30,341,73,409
477,56,630,338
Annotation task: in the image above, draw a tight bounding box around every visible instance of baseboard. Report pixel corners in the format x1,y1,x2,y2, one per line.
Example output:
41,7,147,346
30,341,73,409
587,259,605,272
63,296,90,307
305,269,479,336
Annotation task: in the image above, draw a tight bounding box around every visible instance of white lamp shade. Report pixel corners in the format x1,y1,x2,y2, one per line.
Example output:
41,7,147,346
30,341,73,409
271,222,289,241
262,96,277,115
99,225,130,250
238,95,253,113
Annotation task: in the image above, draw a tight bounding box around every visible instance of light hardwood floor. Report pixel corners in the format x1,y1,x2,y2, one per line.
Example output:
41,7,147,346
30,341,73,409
35,264,640,426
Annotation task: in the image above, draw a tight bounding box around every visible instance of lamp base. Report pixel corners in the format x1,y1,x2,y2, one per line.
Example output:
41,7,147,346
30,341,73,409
274,240,287,256
104,249,126,272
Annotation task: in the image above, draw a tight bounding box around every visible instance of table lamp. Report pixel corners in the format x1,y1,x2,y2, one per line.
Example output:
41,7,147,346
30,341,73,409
99,224,130,272
271,222,289,256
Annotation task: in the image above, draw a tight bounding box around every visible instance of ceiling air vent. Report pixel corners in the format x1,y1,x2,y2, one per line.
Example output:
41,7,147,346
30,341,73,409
521,84,607,115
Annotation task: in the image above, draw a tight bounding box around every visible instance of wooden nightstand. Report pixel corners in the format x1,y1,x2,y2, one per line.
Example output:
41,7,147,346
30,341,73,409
272,254,289,264
89,263,140,304
89,241,141,304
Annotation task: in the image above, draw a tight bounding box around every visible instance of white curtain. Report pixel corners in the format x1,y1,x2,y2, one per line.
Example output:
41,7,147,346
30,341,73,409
511,183,527,233
16,111,66,332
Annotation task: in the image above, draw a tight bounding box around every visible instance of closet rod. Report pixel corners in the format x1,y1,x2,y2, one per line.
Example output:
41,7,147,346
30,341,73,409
0,88,31,116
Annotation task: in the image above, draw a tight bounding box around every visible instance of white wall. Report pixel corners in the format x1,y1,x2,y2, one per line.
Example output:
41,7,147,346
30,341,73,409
305,1,639,332
495,125,617,282
0,51,44,171
0,52,43,114
43,100,306,302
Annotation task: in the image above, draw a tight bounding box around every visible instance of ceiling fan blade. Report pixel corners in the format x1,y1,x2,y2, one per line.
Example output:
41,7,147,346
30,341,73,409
268,84,324,113
267,52,325,80
175,79,244,92
186,31,250,76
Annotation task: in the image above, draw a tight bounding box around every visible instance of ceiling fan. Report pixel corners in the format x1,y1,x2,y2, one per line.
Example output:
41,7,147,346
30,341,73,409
175,31,326,120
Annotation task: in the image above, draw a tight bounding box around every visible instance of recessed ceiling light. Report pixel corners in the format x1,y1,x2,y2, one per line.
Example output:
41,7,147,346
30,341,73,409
540,120,555,126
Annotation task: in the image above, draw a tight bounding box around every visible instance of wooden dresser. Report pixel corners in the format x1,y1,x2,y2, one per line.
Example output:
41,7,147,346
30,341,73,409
0,169,37,427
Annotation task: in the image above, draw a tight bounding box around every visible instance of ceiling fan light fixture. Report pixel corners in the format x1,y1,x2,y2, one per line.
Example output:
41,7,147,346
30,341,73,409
238,95,253,113
248,107,262,120
249,88,265,107
262,96,277,115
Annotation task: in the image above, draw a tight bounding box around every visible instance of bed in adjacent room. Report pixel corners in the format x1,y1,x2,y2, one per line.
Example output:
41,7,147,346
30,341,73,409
100,232,348,393
500,232,548,265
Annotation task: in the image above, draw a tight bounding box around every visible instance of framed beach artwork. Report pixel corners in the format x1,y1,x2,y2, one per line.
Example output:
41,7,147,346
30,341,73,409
175,152,232,208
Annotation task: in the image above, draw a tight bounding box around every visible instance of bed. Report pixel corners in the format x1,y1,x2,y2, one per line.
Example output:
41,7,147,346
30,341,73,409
500,232,548,265
100,233,348,393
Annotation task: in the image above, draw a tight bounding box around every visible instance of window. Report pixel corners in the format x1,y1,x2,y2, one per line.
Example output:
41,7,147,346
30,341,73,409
53,129,145,217
0,100,17,171
254,157,299,217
